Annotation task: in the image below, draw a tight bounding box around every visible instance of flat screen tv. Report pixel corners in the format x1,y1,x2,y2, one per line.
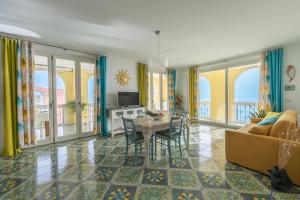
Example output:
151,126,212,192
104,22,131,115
118,92,139,107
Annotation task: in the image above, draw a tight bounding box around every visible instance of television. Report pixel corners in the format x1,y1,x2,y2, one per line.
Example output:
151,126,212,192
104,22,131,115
118,92,139,107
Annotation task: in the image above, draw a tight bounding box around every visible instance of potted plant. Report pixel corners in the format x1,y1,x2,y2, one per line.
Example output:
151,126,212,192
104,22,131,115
66,100,87,112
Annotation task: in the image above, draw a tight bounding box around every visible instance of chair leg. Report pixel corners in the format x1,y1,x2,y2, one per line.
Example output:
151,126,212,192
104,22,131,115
179,135,183,157
134,144,138,166
182,127,187,144
154,135,157,156
151,135,154,160
125,140,129,163
167,140,172,162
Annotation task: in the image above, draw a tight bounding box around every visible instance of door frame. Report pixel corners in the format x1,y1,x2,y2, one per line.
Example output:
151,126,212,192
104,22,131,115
52,54,79,142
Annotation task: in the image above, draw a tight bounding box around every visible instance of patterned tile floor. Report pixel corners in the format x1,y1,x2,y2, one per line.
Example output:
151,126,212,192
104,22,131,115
0,125,300,200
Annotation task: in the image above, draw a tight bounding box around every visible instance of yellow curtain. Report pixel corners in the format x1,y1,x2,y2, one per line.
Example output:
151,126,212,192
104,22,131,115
189,67,198,118
1,37,21,156
137,63,148,107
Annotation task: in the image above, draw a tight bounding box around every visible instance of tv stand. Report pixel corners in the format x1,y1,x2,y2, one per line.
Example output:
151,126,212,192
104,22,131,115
107,106,146,137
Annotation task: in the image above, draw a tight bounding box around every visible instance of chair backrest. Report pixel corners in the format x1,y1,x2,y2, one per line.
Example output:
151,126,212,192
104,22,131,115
169,116,183,137
122,117,137,140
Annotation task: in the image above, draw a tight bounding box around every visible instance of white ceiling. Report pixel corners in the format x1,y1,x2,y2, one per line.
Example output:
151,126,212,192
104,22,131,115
1,0,300,67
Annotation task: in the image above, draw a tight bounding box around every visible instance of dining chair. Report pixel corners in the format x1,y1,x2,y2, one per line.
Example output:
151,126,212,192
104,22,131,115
122,117,144,164
154,116,184,162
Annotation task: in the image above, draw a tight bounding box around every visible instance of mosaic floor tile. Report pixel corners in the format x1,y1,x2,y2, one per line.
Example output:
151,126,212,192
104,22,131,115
224,162,244,172
102,140,119,146
60,164,94,181
225,171,270,195
202,188,243,200
88,166,117,182
0,177,27,197
272,192,300,200
0,125,298,199
170,157,191,169
240,193,275,200
36,181,78,200
101,155,125,167
190,158,220,172
0,178,52,199
168,169,201,190
172,188,204,200
112,167,143,186
142,168,168,185
124,156,144,167
197,171,230,189
104,184,136,200
67,181,109,199
149,157,170,169
0,162,31,176
112,147,127,154
135,185,171,200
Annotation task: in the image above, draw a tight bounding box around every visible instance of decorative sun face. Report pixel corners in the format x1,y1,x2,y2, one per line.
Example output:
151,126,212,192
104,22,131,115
115,69,130,87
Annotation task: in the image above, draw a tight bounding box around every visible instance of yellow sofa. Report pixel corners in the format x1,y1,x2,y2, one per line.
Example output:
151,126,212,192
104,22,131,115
225,110,300,186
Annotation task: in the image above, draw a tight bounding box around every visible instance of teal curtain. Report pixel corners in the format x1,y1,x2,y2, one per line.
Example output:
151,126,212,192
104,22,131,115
168,69,176,114
99,56,108,136
267,48,283,112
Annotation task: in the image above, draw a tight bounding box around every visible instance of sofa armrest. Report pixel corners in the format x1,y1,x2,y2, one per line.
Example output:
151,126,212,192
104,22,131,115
250,118,263,124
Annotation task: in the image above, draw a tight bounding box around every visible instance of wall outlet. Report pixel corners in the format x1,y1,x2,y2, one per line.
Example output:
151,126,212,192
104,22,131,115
285,85,295,91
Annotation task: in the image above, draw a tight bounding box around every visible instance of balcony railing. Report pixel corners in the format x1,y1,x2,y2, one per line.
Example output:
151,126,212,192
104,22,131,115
199,101,210,118
35,103,94,126
235,102,257,123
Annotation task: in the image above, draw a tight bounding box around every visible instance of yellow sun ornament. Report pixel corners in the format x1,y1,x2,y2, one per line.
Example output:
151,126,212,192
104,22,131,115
115,69,130,87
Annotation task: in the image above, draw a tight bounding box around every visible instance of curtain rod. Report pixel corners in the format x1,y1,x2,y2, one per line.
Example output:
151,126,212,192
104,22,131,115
0,32,99,57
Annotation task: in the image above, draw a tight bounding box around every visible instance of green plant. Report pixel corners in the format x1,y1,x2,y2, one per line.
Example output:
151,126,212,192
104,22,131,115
249,105,268,119
66,100,87,112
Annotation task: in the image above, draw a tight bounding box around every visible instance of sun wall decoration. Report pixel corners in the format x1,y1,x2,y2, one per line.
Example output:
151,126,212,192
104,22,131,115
115,69,130,87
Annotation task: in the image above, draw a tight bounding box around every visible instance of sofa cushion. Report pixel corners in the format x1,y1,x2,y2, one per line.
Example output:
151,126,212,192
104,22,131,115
239,123,256,132
265,112,282,119
249,124,273,136
257,115,280,126
269,110,297,138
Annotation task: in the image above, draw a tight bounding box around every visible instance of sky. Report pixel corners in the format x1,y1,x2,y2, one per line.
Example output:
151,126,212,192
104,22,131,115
199,68,260,103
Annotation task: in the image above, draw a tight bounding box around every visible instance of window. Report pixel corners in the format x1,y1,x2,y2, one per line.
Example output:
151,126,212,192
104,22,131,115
198,62,260,126
148,71,168,112
228,65,260,125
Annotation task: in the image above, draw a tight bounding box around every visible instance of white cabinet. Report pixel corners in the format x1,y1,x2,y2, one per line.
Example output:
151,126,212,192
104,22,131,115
108,106,146,137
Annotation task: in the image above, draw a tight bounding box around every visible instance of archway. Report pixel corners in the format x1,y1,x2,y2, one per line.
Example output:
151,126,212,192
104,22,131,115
199,76,211,118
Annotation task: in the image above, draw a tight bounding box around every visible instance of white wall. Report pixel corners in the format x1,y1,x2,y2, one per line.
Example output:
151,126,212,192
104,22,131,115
176,68,189,112
106,56,138,108
284,41,300,114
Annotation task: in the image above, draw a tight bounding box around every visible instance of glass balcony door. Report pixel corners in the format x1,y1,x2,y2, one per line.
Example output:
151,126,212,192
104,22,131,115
34,55,53,145
34,53,96,145
53,57,78,141
80,61,96,136
148,71,168,113
198,62,260,126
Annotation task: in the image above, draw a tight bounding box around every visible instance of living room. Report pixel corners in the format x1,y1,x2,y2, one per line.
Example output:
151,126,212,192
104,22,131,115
0,0,300,199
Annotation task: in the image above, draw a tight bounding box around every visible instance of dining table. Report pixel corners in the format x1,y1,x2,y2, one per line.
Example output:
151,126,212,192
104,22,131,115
134,116,190,168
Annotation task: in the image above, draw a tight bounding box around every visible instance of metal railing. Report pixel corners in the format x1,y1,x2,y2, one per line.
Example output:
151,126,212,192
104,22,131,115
235,102,257,122
35,103,94,126
199,101,210,118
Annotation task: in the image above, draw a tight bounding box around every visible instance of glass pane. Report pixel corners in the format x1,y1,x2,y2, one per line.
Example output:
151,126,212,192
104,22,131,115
55,58,76,138
152,73,161,112
198,69,226,123
162,74,168,113
228,64,260,125
34,55,50,141
81,62,95,133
